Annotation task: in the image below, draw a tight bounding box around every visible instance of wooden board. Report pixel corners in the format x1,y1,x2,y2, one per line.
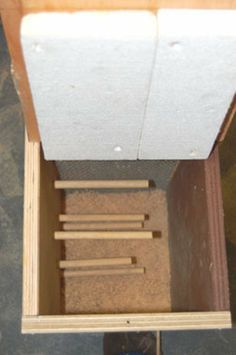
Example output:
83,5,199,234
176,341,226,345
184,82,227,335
0,10,40,141
167,148,229,311
22,132,62,316
38,146,62,315
22,312,231,333
219,114,236,321
22,132,40,316
217,94,236,142
1,1,235,11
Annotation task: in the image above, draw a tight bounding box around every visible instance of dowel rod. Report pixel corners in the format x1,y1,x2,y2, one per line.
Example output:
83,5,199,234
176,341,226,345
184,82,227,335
63,267,145,277
59,257,133,269
59,214,147,222
55,180,149,189
62,222,143,230
55,231,153,240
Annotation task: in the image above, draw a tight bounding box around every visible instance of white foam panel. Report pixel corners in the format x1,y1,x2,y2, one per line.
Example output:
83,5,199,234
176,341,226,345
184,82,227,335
139,10,236,159
21,11,157,160
21,10,236,160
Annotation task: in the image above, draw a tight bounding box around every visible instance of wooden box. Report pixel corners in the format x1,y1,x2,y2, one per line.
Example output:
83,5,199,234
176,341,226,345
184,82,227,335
1,0,234,334
21,135,231,333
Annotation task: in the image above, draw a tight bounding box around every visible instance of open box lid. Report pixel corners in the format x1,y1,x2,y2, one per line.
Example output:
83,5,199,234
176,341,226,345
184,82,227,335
1,3,236,160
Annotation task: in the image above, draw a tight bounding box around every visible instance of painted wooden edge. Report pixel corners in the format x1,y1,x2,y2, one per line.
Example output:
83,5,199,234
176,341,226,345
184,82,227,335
21,312,232,333
217,94,236,143
59,214,147,222
22,131,40,316
62,222,143,230
1,9,40,141
54,180,150,189
59,257,133,268
204,147,230,310
63,267,145,277
1,0,234,11
54,231,154,240
0,0,20,10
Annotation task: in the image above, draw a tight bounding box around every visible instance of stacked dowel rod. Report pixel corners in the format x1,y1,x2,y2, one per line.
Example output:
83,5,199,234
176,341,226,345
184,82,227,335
55,180,150,189
55,231,154,240
62,221,143,230
59,214,147,222
59,257,133,269
63,268,145,277
59,257,145,277
55,179,154,278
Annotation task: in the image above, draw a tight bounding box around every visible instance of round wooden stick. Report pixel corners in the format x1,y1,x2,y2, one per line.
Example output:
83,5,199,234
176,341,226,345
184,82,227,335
59,257,133,269
62,222,143,230
59,214,147,222
54,231,153,240
63,267,145,277
55,180,149,189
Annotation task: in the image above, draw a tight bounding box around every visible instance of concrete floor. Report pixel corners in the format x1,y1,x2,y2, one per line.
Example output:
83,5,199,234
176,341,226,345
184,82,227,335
1,22,236,355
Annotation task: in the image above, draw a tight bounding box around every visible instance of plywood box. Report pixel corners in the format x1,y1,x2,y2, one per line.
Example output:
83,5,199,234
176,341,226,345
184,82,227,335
0,0,234,334
21,134,231,333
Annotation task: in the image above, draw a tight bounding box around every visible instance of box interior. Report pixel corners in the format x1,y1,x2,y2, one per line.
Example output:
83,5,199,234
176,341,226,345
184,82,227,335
38,154,229,316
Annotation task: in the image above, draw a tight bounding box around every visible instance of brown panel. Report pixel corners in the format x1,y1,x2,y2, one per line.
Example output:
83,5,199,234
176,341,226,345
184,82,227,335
1,9,40,141
217,94,236,143
219,115,236,321
167,149,229,311
39,149,62,314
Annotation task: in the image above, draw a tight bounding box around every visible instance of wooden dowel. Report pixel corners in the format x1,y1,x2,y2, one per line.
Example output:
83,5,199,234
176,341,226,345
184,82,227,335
63,267,145,277
55,180,149,189
59,257,133,269
59,214,147,222
54,231,153,240
62,222,143,230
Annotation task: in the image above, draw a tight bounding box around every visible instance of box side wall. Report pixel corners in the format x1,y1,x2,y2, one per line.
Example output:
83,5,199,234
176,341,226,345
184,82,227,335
38,148,62,315
167,149,229,311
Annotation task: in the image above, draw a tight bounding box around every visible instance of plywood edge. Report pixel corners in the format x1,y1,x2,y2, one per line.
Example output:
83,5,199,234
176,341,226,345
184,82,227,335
2,0,236,11
22,131,40,316
21,312,231,333
0,0,21,10
204,148,230,311
0,8,40,141
15,0,236,12
217,94,236,143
